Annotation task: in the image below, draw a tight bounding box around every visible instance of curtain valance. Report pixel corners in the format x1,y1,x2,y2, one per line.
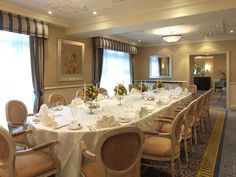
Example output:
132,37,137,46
93,36,137,54
0,10,49,38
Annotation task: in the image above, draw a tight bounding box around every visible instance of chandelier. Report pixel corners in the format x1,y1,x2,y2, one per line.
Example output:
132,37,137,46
161,35,182,43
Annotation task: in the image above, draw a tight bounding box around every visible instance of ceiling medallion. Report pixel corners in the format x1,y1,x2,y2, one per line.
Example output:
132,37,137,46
161,35,182,43
48,0,89,16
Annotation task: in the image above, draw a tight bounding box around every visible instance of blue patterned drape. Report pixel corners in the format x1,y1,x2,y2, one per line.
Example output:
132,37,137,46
0,10,49,38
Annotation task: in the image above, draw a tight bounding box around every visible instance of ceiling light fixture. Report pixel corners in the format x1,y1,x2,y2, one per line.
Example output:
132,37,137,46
161,35,182,43
48,11,52,15
230,30,234,33
93,11,97,15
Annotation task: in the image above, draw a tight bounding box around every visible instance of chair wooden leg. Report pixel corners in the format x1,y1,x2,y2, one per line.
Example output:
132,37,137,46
201,117,205,133
184,138,188,162
194,126,198,145
170,160,175,177
178,157,182,177
190,136,194,153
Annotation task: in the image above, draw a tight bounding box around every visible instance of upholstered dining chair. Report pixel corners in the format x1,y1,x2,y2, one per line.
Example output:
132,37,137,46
187,84,197,95
142,107,187,177
11,129,32,150
0,126,60,177
80,127,144,177
5,100,28,133
97,87,108,96
76,89,86,100
158,98,199,162
48,93,66,108
203,88,213,123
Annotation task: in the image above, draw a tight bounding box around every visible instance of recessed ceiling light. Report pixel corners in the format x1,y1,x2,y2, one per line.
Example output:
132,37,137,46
138,40,141,43
230,30,234,33
48,11,52,15
93,11,97,15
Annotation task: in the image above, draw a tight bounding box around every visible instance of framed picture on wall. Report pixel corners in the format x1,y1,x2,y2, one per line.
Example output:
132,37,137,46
58,39,85,81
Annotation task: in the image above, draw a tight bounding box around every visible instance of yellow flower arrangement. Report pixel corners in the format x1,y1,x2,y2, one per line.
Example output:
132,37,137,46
114,84,127,96
138,83,149,92
85,84,98,100
155,81,164,89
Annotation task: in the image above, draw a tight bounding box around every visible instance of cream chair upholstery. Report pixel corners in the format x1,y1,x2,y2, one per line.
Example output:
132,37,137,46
5,100,28,132
159,98,199,162
48,93,66,108
188,84,197,95
80,127,143,177
142,108,187,177
97,87,108,96
0,126,60,177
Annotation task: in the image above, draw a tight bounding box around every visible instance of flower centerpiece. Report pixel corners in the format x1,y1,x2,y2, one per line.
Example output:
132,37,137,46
155,81,164,89
85,84,99,113
84,84,98,100
138,83,149,92
114,84,127,105
114,84,128,96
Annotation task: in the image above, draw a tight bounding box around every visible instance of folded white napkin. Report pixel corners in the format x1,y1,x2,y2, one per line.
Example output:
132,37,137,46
96,113,119,129
38,104,57,127
130,88,139,94
135,106,149,118
97,94,105,101
71,97,83,107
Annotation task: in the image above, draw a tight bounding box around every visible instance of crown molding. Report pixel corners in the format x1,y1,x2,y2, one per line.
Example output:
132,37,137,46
0,1,70,28
66,0,236,37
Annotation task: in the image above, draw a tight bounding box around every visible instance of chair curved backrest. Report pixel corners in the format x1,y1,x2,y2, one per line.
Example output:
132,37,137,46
185,98,199,130
5,100,28,124
97,88,108,96
0,126,16,176
188,84,197,94
5,100,28,132
76,90,86,99
0,126,60,177
49,93,66,107
170,107,186,155
95,127,143,177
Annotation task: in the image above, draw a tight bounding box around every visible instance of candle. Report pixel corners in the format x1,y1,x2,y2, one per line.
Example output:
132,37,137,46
141,81,142,92
116,83,119,95
96,83,98,89
84,81,86,100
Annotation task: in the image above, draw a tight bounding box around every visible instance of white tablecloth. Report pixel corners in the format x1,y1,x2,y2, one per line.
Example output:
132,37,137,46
28,92,190,177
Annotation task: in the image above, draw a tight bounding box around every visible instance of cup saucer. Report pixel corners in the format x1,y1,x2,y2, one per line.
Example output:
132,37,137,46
67,124,82,130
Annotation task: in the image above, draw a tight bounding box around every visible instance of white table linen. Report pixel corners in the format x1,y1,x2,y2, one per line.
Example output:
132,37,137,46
28,91,190,177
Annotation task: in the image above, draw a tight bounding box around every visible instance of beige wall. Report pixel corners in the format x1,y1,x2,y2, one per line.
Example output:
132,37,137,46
43,25,93,104
135,40,236,108
135,40,236,82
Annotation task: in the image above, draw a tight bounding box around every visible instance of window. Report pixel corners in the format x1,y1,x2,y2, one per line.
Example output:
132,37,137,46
100,49,131,96
0,31,34,128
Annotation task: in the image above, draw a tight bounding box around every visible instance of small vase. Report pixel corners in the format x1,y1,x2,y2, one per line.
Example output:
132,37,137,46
116,95,123,106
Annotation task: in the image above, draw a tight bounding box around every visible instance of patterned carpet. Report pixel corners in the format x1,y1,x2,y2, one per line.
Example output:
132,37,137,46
141,109,225,177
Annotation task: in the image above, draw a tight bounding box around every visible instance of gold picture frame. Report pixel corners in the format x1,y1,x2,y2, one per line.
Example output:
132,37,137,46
58,39,85,81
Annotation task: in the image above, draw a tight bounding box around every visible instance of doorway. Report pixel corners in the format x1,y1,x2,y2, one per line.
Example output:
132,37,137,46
189,52,229,109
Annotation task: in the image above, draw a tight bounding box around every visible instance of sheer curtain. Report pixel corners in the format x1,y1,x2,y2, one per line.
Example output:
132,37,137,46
0,31,34,129
149,56,160,78
100,49,131,96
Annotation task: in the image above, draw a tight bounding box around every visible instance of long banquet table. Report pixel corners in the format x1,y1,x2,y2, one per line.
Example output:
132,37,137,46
28,91,191,177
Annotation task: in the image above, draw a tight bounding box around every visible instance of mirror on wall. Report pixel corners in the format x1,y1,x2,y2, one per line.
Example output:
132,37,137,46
149,55,172,79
